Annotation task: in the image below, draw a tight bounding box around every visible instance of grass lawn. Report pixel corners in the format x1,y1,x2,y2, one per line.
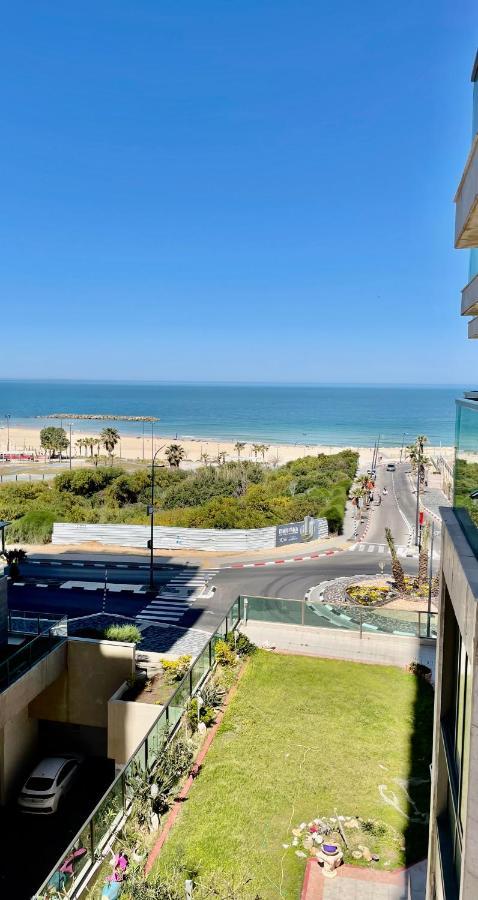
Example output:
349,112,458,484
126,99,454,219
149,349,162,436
153,651,434,899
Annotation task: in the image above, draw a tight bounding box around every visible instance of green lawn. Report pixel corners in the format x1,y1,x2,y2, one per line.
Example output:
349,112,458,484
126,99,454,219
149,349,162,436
153,651,434,899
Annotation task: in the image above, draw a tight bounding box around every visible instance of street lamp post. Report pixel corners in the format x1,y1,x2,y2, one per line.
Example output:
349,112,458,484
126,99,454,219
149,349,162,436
415,467,421,548
427,522,435,638
69,423,72,470
5,415,11,453
149,444,165,590
399,432,408,463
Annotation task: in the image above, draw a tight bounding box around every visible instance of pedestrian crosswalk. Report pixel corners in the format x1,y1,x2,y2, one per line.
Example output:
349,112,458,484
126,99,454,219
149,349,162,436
136,568,219,625
349,542,417,558
348,542,439,559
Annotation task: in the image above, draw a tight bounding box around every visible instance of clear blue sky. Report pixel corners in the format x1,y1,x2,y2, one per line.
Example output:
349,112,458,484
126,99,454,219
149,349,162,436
1,1,477,383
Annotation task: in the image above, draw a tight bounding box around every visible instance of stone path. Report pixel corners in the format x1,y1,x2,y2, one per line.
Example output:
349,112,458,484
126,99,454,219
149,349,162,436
302,859,427,900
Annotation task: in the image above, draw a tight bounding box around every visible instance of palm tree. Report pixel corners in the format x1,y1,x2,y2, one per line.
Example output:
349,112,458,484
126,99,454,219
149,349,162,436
234,441,246,461
75,438,84,457
165,443,185,468
418,522,430,587
217,450,227,465
200,450,210,466
100,427,120,464
252,444,262,461
407,436,430,484
385,527,407,593
260,444,270,462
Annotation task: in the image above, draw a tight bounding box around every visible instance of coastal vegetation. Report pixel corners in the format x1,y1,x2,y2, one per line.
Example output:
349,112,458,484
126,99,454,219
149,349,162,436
1,450,357,543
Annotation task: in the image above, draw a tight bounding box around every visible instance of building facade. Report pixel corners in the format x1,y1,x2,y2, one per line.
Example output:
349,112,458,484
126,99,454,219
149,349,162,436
426,51,478,899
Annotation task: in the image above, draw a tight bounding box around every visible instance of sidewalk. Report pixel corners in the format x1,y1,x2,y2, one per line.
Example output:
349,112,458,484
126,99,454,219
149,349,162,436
407,469,450,525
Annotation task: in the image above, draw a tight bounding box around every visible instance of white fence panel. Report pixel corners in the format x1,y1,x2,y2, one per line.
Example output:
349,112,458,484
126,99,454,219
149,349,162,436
52,517,328,551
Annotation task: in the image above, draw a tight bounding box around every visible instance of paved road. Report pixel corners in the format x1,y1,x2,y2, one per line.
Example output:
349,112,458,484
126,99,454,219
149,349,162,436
10,459,436,630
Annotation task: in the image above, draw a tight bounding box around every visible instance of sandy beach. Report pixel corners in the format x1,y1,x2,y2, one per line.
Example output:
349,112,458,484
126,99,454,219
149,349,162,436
0,425,453,471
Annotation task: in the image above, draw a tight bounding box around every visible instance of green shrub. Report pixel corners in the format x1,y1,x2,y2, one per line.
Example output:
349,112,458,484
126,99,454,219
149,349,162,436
225,630,256,656
6,508,56,543
104,623,143,644
55,467,124,496
162,655,192,683
214,639,236,666
186,697,216,731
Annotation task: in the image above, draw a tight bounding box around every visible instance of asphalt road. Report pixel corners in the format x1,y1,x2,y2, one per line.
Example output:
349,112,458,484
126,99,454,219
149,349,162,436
10,459,431,630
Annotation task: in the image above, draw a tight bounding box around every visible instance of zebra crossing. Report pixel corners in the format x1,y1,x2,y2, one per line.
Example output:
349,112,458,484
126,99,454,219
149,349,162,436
349,542,417,558
136,568,219,625
348,542,438,559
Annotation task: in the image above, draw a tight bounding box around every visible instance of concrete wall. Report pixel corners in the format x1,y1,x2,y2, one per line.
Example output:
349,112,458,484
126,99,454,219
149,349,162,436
0,642,66,804
240,621,436,677
0,707,38,803
30,639,135,729
427,509,478,899
108,682,163,766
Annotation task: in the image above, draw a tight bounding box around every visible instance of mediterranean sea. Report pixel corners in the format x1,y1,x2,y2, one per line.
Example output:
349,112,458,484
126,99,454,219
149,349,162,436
0,381,465,447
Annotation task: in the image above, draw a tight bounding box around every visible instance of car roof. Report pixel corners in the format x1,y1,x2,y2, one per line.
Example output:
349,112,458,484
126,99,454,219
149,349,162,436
29,757,73,779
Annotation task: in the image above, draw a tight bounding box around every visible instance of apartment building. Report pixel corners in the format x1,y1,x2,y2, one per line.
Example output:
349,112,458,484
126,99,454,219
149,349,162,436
427,50,478,899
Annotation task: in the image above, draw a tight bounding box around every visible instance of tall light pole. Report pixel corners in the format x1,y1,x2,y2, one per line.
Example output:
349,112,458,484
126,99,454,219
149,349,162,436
149,444,165,590
427,522,435,638
400,431,408,463
5,415,11,453
69,423,72,470
415,467,421,548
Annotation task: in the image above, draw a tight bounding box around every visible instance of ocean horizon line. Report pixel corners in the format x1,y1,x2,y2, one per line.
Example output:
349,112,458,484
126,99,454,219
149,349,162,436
0,377,470,389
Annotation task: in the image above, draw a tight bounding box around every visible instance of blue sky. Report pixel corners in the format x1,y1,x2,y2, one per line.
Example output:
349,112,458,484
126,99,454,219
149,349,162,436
1,1,477,383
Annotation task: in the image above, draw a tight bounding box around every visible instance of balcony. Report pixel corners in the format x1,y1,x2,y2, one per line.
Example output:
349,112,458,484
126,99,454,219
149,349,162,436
461,272,478,316
468,317,478,339
453,398,478,556
454,134,478,248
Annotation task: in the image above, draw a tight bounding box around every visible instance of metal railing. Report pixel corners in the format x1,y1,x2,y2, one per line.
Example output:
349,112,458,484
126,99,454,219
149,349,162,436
0,616,67,692
241,595,437,639
9,609,67,635
34,596,242,899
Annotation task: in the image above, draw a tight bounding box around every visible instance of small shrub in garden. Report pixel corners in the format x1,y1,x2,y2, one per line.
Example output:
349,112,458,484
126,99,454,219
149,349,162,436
105,623,143,644
201,677,226,708
187,697,216,731
225,630,257,656
162,655,192,683
407,660,432,679
214,639,236,666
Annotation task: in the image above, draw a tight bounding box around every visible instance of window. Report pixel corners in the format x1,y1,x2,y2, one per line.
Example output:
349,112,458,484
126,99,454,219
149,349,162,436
57,761,76,785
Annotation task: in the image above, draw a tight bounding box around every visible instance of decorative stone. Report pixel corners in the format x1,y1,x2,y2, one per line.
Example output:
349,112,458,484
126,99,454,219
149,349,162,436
295,850,307,858
362,848,373,862
303,837,314,850
352,851,362,859
282,844,289,849
292,828,302,837
372,855,380,862
292,838,298,846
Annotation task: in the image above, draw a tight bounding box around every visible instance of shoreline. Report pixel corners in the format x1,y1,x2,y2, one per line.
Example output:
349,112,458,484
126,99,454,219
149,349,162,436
0,425,454,470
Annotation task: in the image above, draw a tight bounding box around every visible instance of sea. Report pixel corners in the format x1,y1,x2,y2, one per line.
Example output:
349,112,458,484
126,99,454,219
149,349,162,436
0,381,466,448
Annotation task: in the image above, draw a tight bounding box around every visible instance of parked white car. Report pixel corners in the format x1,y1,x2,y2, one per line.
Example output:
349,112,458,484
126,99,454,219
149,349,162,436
18,755,83,814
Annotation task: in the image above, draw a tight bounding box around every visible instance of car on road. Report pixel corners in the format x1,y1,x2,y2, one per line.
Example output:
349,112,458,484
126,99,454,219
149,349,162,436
18,755,83,814
386,463,396,472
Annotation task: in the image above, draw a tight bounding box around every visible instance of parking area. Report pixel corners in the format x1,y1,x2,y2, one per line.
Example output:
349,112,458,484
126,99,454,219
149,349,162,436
0,756,115,899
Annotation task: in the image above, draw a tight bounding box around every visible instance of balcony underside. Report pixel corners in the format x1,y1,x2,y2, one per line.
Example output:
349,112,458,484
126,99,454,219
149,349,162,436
455,134,478,248
468,316,478,338
461,273,478,316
